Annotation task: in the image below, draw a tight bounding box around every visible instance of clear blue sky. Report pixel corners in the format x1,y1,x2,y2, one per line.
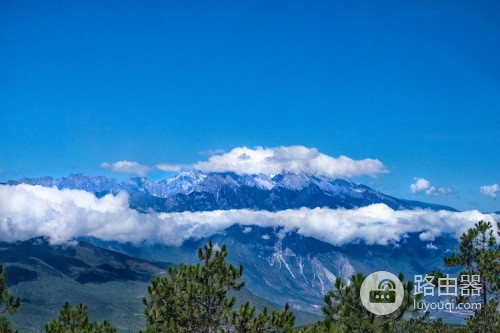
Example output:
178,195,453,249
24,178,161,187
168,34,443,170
1,0,499,212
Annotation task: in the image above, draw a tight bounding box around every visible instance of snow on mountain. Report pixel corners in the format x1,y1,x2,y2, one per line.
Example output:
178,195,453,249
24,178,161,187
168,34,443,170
154,171,208,195
7,171,457,212
81,224,459,314
10,174,123,195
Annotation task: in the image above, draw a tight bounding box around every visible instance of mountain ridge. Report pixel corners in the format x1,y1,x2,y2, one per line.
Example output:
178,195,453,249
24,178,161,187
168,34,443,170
7,172,458,212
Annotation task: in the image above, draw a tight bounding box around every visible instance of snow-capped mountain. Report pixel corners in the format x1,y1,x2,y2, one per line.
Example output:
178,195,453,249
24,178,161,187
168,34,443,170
5,172,463,318
8,171,456,212
8,174,123,195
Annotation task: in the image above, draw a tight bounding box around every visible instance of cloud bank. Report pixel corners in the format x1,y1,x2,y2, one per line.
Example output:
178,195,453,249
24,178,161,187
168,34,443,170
410,178,453,196
480,184,499,198
100,160,150,177
1,185,497,247
157,146,389,178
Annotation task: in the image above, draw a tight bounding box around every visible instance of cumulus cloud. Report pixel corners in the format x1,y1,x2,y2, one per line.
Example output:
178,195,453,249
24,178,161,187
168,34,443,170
157,146,388,178
1,185,497,247
410,178,453,196
100,160,150,177
480,184,499,198
419,231,435,242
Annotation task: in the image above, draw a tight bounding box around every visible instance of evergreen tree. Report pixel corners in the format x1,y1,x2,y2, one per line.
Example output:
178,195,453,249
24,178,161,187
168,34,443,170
462,299,500,333
45,302,117,333
229,302,294,332
399,311,453,333
320,272,420,332
444,220,500,305
143,241,294,332
0,317,17,333
293,320,341,333
444,220,500,332
0,264,21,332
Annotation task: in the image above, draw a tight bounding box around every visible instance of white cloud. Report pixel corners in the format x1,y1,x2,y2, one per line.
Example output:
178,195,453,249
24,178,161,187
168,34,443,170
480,184,499,198
242,227,252,233
426,243,438,250
100,160,150,177
212,242,222,251
419,231,435,242
1,185,497,247
199,149,226,156
410,178,431,193
262,234,271,240
410,178,453,196
157,146,388,178
156,164,183,172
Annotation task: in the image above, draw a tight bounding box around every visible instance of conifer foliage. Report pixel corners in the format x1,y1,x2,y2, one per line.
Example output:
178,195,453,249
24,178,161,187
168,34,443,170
45,302,117,333
320,272,419,332
142,241,294,332
0,264,21,333
444,220,500,332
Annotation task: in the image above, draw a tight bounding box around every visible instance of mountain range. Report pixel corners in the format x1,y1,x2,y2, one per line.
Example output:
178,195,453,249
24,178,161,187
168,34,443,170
8,171,456,212
2,171,479,330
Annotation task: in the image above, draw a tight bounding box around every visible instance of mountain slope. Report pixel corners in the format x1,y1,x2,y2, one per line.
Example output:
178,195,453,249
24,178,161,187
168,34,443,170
0,238,318,332
1,238,168,332
83,224,461,315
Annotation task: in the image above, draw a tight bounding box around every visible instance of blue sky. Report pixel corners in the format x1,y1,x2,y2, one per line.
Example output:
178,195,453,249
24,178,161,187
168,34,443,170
0,0,499,212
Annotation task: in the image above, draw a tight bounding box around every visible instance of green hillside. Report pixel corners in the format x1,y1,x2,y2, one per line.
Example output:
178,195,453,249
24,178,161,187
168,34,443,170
0,238,319,332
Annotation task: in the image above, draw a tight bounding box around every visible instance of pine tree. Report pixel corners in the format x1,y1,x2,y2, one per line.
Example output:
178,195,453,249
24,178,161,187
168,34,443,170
444,220,500,332
444,220,500,305
230,302,294,332
320,272,420,333
0,317,16,333
0,264,21,333
400,311,453,333
44,302,117,333
142,241,294,332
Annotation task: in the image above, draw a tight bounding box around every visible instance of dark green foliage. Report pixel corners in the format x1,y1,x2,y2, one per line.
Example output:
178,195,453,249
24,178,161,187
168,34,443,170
320,272,421,332
399,312,454,332
294,321,341,333
462,300,500,333
0,316,17,333
229,302,294,332
444,220,500,332
0,264,21,332
295,271,427,333
444,220,500,305
44,302,117,333
321,273,376,332
142,241,294,332
0,264,21,316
